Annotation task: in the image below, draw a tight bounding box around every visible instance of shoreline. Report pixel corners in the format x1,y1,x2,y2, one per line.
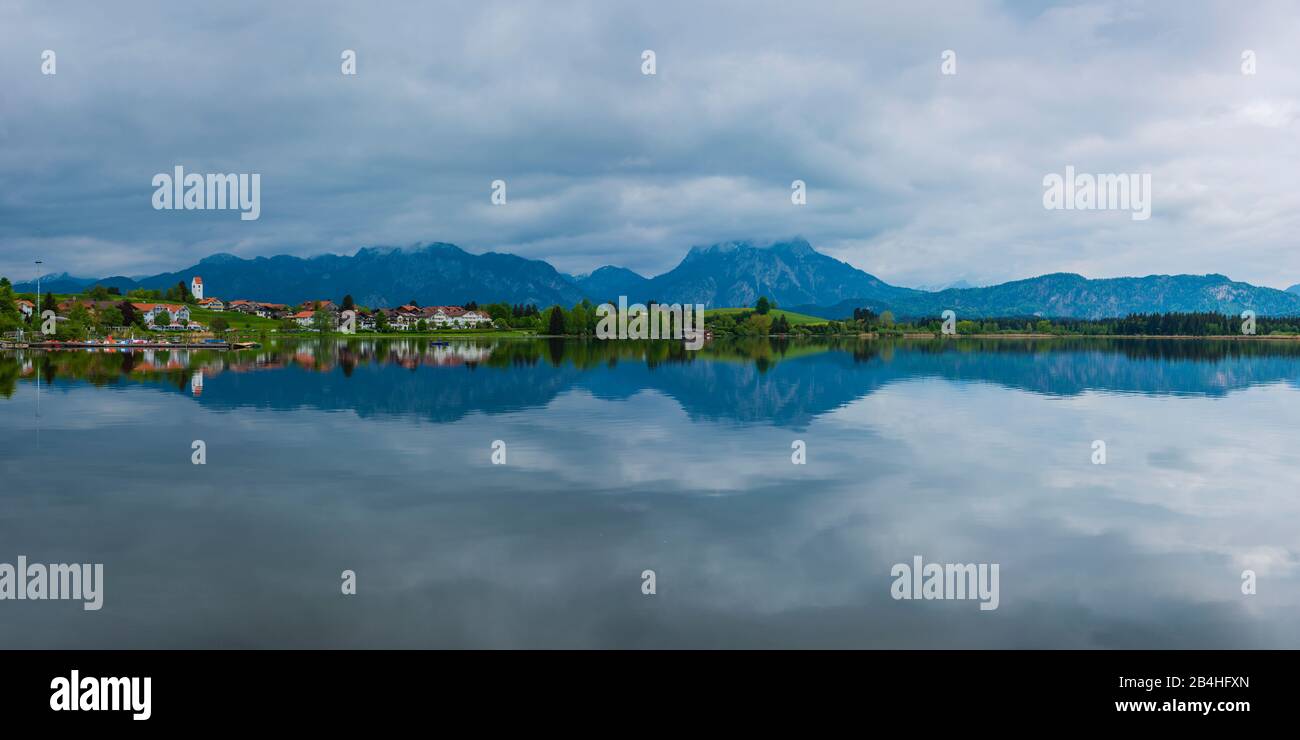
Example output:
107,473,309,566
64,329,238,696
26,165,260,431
8,333,1300,351
899,333,1300,340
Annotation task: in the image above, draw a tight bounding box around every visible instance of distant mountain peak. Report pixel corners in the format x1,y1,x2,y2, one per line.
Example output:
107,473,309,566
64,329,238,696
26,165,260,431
583,265,646,279
916,279,979,292
354,245,402,258
686,240,743,257
774,236,815,252
198,253,241,265
406,241,461,252
686,237,813,256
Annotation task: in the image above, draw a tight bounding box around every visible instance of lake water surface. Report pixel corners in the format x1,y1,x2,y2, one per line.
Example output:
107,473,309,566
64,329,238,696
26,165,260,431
1,337,1297,648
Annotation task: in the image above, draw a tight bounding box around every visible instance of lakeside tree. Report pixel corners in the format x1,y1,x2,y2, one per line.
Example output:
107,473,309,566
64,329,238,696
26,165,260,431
341,294,355,312
0,277,21,333
210,316,230,333
568,302,591,335
152,311,171,328
547,305,566,335
484,302,513,327
62,303,93,339
97,306,124,332
312,310,335,332
743,313,772,335
756,296,771,315
165,281,193,304
118,301,138,328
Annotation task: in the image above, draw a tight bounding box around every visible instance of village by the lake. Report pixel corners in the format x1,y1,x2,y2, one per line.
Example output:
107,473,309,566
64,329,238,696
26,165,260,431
10,268,1300,354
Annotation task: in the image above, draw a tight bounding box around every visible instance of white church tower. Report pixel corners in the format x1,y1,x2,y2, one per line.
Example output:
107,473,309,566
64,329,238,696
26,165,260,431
190,276,203,301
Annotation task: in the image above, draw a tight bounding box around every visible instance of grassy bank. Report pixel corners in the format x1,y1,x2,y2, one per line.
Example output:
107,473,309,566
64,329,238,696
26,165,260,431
705,307,827,325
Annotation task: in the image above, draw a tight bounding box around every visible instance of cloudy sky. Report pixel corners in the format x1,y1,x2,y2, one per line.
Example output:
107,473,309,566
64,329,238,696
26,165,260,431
1,0,1297,288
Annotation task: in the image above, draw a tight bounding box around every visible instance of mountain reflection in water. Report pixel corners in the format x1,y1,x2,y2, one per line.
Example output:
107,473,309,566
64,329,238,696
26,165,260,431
1,337,1296,648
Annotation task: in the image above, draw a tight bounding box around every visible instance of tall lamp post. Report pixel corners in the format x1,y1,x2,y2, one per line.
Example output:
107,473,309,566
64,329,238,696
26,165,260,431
34,259,43,433
34,259,43,335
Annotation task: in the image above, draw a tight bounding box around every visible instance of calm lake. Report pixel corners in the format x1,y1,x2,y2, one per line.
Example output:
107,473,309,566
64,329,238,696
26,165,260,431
1,337,1297,648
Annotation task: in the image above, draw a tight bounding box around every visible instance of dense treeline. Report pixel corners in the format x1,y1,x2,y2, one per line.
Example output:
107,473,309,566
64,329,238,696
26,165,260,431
788,306,1300,337
900,311,1300,336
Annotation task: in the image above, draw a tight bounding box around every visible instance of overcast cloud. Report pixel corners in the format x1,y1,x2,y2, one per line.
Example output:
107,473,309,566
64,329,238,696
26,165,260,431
1,0,1298,288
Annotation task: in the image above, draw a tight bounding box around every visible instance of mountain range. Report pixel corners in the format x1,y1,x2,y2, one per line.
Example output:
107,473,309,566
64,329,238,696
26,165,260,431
14,238,1300,319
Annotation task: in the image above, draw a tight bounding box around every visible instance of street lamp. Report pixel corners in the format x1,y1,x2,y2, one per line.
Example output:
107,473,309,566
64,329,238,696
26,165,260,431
34,259,43,333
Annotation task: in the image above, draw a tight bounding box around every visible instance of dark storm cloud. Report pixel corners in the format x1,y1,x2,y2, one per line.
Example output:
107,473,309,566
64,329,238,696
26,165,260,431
1,1,1298,286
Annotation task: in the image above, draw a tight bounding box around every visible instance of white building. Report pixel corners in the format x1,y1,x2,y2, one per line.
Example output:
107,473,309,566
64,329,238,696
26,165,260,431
132,303,192,327
291,310,318,328
391,311,419,330
458,310,493,327
429,306,494,328
190,276,204,301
